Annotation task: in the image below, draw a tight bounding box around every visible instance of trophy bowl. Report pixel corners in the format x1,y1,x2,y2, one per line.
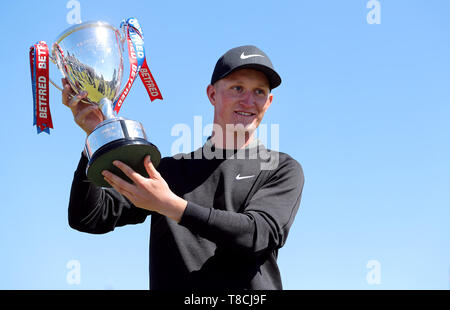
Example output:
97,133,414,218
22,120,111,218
52,21,161,187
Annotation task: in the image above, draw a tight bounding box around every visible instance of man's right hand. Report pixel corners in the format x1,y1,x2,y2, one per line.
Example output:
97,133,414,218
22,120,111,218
61,78,104,135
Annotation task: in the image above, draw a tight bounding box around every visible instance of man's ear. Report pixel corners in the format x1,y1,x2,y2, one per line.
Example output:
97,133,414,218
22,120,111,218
265,93,274,110
207,84,216,107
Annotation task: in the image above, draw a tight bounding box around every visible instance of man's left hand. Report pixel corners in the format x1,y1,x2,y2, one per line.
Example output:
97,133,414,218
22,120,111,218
102,155,187,223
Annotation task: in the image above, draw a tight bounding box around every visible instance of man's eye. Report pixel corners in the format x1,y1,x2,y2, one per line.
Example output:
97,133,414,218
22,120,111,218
232,86,243,92
255,89,266,96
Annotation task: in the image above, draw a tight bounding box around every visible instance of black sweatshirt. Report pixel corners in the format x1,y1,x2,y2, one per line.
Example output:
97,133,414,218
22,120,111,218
68,139,304,289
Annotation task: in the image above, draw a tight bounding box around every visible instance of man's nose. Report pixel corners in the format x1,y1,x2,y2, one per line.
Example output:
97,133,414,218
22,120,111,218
239,90,254,106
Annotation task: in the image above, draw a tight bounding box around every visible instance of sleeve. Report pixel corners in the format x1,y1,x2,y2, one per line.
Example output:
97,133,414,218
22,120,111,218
178,156,305,256
68,152,151,234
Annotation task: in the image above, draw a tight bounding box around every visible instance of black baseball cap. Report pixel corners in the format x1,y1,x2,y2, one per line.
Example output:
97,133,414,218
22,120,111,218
211,45,282,90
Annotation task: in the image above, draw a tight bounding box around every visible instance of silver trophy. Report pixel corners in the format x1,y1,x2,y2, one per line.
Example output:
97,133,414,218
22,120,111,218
50,21,161,187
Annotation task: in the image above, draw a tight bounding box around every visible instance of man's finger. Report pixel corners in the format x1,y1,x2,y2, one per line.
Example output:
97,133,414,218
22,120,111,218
144,155,160,179
62,80,75,107
102,170,136,193
104,175,135,200
69,91,88,109
74,105,98,123
62,77,69,88
112,160,143,184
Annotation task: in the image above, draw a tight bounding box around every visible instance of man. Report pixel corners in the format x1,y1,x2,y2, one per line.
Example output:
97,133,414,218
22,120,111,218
64,45,305,289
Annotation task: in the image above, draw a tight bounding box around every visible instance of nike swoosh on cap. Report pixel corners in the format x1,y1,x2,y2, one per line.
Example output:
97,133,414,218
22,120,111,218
240,52,265,60
235,174,255,180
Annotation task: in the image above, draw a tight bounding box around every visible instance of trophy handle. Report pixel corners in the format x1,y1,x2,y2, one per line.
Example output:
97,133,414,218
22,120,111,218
49,76,64,92
47,61,75,101
48,46,87,103
119,21,127,46
44,54,63,92
113,22,128,100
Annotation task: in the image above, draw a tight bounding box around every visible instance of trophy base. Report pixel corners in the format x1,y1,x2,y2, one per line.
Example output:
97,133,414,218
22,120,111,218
86,138,161,188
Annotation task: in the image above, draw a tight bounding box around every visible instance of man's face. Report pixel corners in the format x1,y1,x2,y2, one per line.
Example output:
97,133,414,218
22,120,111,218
207,68,273,134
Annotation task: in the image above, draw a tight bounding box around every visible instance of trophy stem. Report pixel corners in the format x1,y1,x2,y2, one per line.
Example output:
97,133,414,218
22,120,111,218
99,98,116,120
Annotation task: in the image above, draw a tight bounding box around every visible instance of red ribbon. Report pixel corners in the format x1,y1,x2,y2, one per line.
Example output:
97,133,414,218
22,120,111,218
30,41,53,133
139,58,163,102
113,22,163,114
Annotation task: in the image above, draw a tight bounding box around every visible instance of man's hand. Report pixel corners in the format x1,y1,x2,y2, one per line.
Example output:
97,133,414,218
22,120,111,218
102,155,188,223
61,78,104,135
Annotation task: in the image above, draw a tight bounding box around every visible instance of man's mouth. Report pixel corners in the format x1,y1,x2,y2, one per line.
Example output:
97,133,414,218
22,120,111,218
234,111,256,116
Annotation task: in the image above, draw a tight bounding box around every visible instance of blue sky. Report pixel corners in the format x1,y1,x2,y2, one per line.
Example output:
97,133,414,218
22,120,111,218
0,0,449,289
